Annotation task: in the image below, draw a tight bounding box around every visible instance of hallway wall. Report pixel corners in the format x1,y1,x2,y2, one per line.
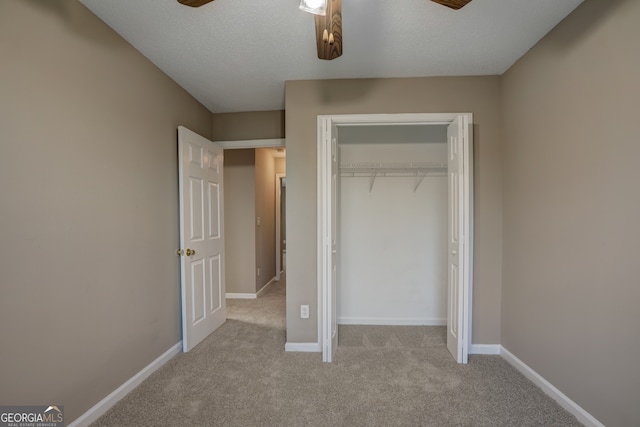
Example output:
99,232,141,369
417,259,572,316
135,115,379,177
255,148,277,291
224,149,257,294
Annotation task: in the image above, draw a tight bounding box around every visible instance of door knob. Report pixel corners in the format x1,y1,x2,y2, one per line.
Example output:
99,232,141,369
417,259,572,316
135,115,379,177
177,249,184,256
186,248,196,256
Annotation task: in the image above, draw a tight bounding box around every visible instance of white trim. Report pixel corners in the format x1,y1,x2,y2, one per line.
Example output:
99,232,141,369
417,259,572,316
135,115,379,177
226,277,277,299
275,173,286,281
317,116,326,361
501,346,605,427
338,317,446,326
256,277,277,297
317,113,474,364
285,342,322,352
216,138,285,149
469,344,501,355
465,117,474,363
68,342,181,427
319,113,458,126
225,293,257,299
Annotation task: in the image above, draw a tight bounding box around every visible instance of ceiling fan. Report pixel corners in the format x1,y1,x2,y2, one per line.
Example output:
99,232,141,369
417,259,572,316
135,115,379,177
177,0,472,60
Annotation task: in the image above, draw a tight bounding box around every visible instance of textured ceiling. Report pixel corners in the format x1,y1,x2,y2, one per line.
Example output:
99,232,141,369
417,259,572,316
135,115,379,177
80,0,583,113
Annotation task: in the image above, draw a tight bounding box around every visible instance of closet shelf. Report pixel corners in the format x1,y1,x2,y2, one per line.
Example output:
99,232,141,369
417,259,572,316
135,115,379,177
339,162,446,177
339,162,447,192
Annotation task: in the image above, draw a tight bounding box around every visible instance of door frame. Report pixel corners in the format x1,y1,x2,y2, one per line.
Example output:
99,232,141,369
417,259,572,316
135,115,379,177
213,139,287,291
317,113,474,363
275,173,286,280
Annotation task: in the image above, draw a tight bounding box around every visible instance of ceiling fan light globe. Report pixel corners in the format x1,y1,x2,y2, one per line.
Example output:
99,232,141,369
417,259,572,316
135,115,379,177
299,0,326,16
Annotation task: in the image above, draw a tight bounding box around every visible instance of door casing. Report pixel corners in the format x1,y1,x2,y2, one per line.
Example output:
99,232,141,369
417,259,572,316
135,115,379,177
275,173,286,281
317,113,474,363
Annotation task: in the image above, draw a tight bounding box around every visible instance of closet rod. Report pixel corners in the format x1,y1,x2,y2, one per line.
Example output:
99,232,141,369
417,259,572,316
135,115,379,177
339,162,447,192
339,161,447,176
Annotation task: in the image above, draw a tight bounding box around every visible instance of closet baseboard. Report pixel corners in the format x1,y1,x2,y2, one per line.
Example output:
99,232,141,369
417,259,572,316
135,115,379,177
285,342,321,352
338,317,446,326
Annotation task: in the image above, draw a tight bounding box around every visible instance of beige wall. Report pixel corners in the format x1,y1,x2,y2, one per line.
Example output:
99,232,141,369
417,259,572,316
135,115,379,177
223,149,257,294
212,110,285,141
285,77,503,343
275,158,287,270
275,157,286,175
0,1,212,423
213,112,285,293
255,149,277,290
500,1,640,426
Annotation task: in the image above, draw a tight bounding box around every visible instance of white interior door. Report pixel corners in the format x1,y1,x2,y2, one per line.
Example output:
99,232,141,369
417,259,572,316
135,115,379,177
330,132,339,360
446,117,468,363
178,126,226,352
322,122,339,362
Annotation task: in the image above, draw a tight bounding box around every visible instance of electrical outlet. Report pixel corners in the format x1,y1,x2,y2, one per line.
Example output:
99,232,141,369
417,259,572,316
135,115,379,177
300,305,309,319
257,267,260,277
257,216,261,226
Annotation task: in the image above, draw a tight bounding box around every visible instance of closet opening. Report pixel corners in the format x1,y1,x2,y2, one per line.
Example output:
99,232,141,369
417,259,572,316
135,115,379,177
317,113,473,364
337,124,448,327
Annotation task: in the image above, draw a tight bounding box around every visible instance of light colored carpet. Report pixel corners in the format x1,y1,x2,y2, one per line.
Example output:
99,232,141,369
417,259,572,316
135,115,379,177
92,277,582,426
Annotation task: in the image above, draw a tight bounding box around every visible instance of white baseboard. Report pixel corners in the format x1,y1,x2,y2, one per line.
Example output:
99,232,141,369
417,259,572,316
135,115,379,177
337,317,446,326
285,342,322,352
469,344,501,355
226,277,277,300
500,346,604,427
256,277,276,297
225,293,256,299
69,342,182,427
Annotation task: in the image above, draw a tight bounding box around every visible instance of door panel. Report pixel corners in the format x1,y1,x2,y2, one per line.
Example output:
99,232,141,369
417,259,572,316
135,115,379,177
179,126,226,352
330,134,338,360
209,255,222,311
208,183,220,239
322,121,339,362
447,117,465,363
191,259,206,323
190,177,204,241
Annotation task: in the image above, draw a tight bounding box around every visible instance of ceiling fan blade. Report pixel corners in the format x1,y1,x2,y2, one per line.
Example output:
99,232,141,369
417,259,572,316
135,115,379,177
314,0,342,60
430,0,472,10
177,0,215,7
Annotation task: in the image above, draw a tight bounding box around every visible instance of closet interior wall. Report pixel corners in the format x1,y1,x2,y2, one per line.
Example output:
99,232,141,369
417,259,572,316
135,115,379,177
337,140,448,325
